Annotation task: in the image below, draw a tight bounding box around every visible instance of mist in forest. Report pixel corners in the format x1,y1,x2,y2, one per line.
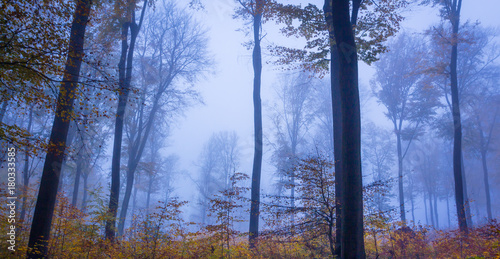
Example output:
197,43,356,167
1,0,499,258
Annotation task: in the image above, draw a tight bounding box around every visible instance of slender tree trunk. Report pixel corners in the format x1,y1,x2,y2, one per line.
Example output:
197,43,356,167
105,22,129,240
132,174,139,215
20,107,33,222
249,0,264,249
396,132,406,223
82,173,88,210
478,122,492,220
27,0,91,257
146,174,153,210
434,193,439,229
429,192,435,227
330,0,365,257
411,194,415,224
106,0,147,240
424,192,429,225
449,0,468,234
72,152,83,207
461,155,472,227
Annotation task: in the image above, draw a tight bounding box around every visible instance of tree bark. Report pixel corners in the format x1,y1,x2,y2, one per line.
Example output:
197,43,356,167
323,2,343,256
27,0,91,257
330,0,365,257
448,0,468,234
434,193,439,229
249,0,264,249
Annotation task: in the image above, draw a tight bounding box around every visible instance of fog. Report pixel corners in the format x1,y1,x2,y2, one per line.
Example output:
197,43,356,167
1,0,499,257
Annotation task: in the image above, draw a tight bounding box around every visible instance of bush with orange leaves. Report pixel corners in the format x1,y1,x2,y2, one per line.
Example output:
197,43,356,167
433,219,500,259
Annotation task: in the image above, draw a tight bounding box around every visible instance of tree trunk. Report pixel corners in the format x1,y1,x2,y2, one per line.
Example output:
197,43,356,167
330,0,365,257
323,3,343,256
106,0,147,240
72,152,83,207
478,116,493,220
434,193,439,229
411,193,415,224
249,0,264,249
27,0,91,257
424,192,429,225
396,132,406,223
449,0,468,234
429,192,435,227
82,173,88,210
146,174,153,210
20,107,33,222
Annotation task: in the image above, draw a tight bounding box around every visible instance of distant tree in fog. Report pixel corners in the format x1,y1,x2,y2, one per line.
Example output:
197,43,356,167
372,32,439,223
196,131,240,226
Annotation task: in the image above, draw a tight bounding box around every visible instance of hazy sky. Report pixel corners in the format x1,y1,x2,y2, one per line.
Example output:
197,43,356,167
164,0,500,210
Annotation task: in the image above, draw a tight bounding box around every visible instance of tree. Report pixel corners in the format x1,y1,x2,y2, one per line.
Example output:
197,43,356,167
324,0,366,257
27,0,92,257
106,0,149,240
372,32,439,223
234,0,266,248
116,0,210,235
270,71,315,227
426,20,500,229
195,131,240,226
423,0,468,234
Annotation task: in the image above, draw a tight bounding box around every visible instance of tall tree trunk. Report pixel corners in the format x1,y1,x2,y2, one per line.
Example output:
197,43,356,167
434,193,439,229
329,0,365,257
449,0,468,234
424,192,429,225
396,132,406,223
323,2,343,256
82,173,88,210
20,107,33,222
146,174,153,210
27,0,91,257
249,0,264,249
429,192,435,227
411,193,415,224
106,0,147,240
72,152,83,207
461,154,472,227
478,109,495,220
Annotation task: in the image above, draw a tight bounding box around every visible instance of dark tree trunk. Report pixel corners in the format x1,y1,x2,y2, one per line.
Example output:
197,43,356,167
249,0,264,249
448,0,468,234
27,0,91,257
329,0,365,257
72,152,83,207
106,0,147,240
323,2,343,255
396,132,406,223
